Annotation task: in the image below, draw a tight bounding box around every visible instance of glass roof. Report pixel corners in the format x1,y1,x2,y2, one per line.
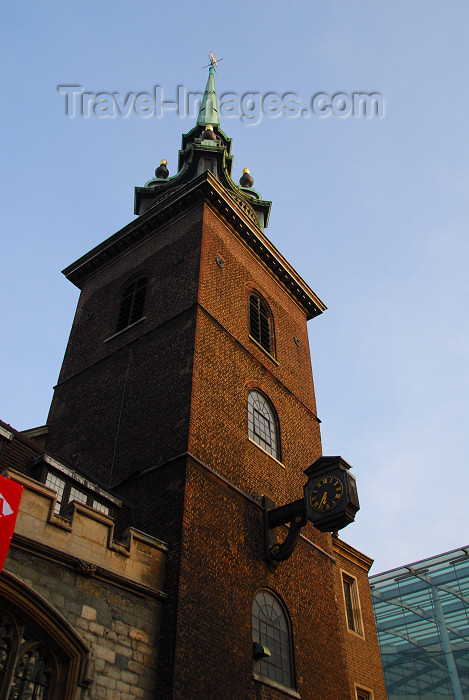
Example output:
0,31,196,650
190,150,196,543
370,546,469,699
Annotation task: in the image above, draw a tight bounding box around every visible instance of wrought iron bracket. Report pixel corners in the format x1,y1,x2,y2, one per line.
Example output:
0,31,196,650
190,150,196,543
263,495,308,570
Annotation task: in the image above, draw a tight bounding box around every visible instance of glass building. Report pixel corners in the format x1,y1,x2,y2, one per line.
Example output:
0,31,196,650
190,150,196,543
370,546,469,699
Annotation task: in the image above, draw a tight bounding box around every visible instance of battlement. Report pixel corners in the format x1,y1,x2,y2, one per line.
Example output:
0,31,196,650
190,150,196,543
7,468,167,597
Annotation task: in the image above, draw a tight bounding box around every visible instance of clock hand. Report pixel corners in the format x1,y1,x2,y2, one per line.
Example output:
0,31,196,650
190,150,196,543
319,492,327,507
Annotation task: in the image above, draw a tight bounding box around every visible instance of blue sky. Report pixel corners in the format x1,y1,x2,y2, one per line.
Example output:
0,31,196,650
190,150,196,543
1,0,468,573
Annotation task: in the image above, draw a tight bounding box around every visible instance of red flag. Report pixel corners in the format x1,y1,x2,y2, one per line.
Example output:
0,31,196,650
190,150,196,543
0,474,23,573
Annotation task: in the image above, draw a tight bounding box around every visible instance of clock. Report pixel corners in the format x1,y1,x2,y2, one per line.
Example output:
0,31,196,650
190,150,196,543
263,456,360,566
309,475,344,512
303,456,360,533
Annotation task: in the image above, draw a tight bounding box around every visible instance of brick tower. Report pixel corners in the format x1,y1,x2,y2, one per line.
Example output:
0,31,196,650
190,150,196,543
46,64,386,699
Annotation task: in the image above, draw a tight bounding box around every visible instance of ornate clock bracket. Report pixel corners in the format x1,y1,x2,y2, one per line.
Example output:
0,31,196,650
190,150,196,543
263,496,308,570
262,456,360,571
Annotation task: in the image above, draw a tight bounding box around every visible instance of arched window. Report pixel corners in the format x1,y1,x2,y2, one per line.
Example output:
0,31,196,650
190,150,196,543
115,276,148,333
0,609,56,699
252,590,294,689
249,294,273,354
248,391,279,459
0,572,89,700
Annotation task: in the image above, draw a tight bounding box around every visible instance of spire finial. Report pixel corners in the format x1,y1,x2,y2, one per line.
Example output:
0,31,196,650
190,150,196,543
197,52,222,127
202,51,223,72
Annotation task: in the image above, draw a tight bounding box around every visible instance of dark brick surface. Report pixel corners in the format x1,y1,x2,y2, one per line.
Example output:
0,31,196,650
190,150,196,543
47,207,203,486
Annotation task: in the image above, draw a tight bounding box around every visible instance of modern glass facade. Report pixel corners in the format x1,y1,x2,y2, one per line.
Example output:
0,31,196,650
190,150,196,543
370,546,469,699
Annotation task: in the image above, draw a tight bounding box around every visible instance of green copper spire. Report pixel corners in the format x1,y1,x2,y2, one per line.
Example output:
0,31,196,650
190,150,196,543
197,65,220,127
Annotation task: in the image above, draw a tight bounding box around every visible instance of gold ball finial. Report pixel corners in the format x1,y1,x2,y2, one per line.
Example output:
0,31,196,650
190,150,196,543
201,124,217,141
239,168,254,188
155,159,169,179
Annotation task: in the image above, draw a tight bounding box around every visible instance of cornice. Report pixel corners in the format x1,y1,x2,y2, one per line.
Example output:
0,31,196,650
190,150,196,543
63,172,326,319
9,533,167,601
0,425,13,441
332,536,374,572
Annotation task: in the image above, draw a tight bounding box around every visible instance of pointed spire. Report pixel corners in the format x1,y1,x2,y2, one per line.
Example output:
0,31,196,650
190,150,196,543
197,65,220,127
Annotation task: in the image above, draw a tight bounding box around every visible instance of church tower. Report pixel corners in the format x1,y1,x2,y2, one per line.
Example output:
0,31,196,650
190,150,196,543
46,64,386,699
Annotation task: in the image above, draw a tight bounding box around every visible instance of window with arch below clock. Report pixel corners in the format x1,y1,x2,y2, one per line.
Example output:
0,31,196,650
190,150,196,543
247,391,279,460
252,590,294,689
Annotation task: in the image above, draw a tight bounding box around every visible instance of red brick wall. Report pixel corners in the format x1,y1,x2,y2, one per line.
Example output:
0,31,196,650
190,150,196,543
172,460,352,700
167,205,355,698
199,205,318,415
188,205,323,501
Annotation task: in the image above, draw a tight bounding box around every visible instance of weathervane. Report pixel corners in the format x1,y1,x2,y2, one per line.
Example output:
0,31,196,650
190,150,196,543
202,51,223,71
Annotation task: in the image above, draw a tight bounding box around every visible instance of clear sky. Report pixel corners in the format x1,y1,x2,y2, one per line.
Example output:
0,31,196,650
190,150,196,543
1,0,468,574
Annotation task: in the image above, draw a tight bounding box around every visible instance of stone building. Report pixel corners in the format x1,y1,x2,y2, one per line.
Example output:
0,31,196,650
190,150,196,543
0,421,166,699
0,65,386,699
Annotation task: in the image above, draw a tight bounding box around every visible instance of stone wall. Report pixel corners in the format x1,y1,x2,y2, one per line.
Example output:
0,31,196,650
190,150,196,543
2,468,167,700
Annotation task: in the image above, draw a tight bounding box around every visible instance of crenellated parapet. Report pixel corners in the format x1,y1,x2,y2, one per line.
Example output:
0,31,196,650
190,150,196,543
6,468,167,598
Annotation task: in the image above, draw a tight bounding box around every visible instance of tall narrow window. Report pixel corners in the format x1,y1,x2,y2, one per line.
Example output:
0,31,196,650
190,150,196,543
247,391,279,460
342,573,364,636
249,294,273,354
115,276,147,333
252,590,293,689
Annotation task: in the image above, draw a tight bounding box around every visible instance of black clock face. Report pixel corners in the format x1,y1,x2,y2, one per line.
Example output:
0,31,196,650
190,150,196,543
310,476,344,512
